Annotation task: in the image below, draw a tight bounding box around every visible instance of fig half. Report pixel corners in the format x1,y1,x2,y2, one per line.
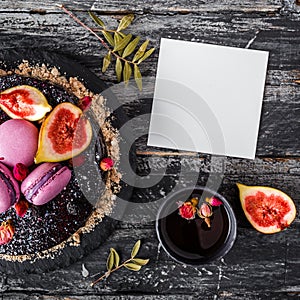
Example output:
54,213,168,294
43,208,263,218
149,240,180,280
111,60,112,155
0,85,52,121
35,102,92,163
237,183,296,234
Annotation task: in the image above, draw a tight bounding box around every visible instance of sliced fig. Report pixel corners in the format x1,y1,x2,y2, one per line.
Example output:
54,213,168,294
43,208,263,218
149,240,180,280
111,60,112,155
35,102,92,163
0,85,52,121
237,183,296,234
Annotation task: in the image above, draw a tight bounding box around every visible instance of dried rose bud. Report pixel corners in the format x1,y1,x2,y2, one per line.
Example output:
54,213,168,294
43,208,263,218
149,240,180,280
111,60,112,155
14,198,29,218
78,96,92,111
0,157,4,160
13,163,29,181
204,217,211,228
198,203,212,218
178,202,197,220
100,157,114,171
206,196,222,207
190,197,199,207
0,219,15,245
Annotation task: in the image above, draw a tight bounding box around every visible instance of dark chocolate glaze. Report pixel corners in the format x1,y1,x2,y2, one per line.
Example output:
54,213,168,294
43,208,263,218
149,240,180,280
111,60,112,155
0,74,106,256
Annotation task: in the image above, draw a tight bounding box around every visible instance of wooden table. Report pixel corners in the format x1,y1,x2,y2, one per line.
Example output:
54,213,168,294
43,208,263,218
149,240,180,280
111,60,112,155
1,1,300,299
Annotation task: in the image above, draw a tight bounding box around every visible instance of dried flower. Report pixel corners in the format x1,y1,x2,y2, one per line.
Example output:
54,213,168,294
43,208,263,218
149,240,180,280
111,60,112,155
13,163,29,181
78,96,92,111
206,196,222,207
100,157,114,171
197,203,213,228
91,240,149,287
198,203,213,218
178,201,197,220
178,195,223,228
14,198,29,218
0,219,15,245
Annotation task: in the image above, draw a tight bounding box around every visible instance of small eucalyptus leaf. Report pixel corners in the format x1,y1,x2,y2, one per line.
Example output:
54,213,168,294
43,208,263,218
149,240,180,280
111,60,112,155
124,263,142,271
88,11,105,28
114,32,122,47
102,30,114,47
131,240,141,258
123,61,132,84
115,58,123,82
106,249,115,271
132,258,149,266
132,40,149,63
122,36,140,58
117,14,134,31
137,48,155,64
102,51,111,73
111,248,120,267
134,64,142,91
114,34,132,52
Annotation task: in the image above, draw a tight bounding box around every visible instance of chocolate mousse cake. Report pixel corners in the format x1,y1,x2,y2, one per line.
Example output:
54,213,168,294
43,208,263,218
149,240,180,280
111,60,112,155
0,60,122,271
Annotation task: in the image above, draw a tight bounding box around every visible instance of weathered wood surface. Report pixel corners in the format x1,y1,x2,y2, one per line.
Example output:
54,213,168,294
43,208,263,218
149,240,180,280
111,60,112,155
0,0,300,299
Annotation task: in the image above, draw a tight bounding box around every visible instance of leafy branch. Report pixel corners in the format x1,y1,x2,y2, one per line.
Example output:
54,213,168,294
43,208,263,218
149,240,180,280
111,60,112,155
57,4,155,90
90,240,149,287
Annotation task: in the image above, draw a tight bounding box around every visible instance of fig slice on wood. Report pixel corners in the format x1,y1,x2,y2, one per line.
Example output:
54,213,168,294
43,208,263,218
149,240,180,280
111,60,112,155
237,183,296,234
35,102,92,164
0,85,52,121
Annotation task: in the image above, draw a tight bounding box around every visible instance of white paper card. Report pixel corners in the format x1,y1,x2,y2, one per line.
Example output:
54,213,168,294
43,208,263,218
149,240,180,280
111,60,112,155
148,38,269,159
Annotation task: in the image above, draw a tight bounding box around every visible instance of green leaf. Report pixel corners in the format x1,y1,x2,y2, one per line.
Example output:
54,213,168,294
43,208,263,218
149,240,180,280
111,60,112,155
124,263,142,271
132,258,149,266
88,11,105,28
102,51,111,73
132,40,149,63
102,30,114,47
110,248,120,268
137,47,155,64
106,249,115,271
117,14,134,31
134,64,142,91
113,34,132,52
131,240,141,258
122,36,140,58
115,58,122,82
123,61,132,84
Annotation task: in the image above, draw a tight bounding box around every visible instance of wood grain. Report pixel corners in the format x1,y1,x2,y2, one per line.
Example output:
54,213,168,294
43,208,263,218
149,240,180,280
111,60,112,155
0,0,300,298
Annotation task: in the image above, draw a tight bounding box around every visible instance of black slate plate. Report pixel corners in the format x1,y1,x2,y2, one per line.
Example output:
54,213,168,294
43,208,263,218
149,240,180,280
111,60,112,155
0,49,136,274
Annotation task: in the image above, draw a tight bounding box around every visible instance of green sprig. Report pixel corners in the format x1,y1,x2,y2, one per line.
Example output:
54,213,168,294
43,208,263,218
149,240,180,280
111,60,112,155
90,240,149,287
88,12,155,90
58,5,154,90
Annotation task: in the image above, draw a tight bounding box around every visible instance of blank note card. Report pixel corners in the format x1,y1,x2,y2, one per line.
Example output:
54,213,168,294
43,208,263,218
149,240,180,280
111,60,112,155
148,38,269,159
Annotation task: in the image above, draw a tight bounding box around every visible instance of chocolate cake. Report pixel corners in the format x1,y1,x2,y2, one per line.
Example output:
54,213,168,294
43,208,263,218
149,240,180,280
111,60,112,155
0,59,122,269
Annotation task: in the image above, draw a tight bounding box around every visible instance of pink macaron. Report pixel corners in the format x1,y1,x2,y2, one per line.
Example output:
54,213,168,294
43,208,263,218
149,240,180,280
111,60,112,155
21,162,72,206
0,119,38,168
0,162,20,213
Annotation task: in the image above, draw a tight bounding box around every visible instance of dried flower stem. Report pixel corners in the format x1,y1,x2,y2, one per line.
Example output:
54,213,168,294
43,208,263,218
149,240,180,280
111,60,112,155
90,240,149,287
56,4,108,48
57,5,133,64
90,257,132,287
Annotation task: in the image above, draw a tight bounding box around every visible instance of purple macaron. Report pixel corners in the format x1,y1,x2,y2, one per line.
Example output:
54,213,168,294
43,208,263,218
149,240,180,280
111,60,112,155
0,162,20,213
0,119,38,168
21,162,71,206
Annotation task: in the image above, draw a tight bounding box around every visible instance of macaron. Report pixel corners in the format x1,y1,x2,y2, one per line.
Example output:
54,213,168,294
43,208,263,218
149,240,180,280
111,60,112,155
0,162,20,213
0,119,38,168
21,162,72,206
